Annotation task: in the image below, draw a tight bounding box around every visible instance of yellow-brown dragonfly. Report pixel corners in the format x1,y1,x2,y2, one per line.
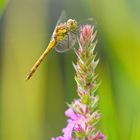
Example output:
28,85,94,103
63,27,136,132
26,11,79,80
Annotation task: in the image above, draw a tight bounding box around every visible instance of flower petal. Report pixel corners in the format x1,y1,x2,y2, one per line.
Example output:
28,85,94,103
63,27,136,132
65,108,77,120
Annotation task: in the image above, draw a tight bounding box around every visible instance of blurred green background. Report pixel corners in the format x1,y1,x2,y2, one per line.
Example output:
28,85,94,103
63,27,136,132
0,0,140,140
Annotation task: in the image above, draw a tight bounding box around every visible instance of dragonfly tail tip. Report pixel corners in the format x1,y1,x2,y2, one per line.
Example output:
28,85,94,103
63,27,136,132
25,72,32,81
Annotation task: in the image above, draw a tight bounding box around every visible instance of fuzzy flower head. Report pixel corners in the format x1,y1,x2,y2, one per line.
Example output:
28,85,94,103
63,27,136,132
74,24,98,99
79,25,97,51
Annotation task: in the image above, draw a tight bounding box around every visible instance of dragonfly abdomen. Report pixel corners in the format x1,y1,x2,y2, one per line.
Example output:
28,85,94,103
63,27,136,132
26,40,56,80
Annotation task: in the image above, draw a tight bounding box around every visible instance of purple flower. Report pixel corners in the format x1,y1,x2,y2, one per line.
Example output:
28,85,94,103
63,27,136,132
51,109,76,140
65,108,78,120
74,123,82,132
62,119,74,139
65,108,87,131
97,131,105,140
92,131,105,140
72,99,87,114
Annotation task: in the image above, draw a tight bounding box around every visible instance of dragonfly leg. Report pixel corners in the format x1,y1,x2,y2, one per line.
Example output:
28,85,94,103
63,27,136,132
70,30,78,36
58,42,65,46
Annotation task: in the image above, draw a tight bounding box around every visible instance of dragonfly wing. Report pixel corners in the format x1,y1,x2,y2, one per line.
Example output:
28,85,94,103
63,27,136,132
55,31,77,53
51,10,67,40
68,31,77,48
56,10,67,26
54,36,70,53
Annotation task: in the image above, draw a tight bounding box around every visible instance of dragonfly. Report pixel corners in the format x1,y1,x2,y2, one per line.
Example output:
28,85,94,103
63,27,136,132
26,10,96,80
26,11,79,80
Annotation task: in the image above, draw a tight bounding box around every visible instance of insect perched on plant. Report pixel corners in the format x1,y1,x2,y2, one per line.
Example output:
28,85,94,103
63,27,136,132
26,11,79,80
26,11,94,80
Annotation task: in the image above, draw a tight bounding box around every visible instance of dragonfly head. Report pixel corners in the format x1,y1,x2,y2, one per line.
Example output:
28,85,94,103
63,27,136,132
67,19,77,31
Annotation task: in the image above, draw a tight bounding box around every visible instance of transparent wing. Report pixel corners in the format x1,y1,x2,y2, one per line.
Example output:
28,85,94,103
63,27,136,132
51,10,67,38
55,32,77,53
56,10,67,26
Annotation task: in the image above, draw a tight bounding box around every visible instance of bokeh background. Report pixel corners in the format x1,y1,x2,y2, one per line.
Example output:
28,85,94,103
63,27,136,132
0,0,140,140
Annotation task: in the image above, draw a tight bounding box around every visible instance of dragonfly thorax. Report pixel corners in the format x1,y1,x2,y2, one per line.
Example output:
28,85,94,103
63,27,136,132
67,19,77,31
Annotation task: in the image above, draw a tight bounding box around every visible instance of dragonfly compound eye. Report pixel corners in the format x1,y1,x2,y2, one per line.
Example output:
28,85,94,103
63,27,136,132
67,19,77,30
